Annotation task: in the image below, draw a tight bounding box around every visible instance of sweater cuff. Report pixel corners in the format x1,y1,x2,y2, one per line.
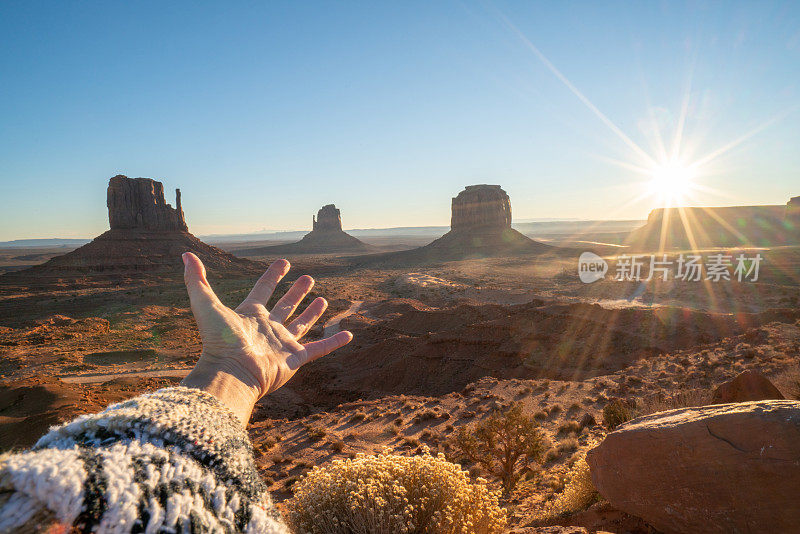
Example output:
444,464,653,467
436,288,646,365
34,386,265,498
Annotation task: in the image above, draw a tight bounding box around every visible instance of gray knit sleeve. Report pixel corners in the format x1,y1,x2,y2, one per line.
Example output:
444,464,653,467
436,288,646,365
0,386,289,533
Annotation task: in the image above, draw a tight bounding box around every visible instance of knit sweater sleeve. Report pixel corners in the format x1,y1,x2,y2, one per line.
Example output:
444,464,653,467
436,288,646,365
0,386,289,534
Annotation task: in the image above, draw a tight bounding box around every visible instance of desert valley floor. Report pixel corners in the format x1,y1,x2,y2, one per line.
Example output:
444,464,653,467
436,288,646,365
1,243,799,533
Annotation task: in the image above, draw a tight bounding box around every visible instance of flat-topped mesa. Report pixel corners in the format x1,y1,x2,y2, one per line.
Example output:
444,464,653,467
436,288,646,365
107,175,187,232
312,204,343,232
450,185,512,232
786,196,800,230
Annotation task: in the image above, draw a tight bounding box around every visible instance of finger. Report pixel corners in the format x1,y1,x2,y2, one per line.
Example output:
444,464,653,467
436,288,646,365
239,259,290,308
287,297,328,338
291,330,353,369
270,275,314,323
182,252,223,310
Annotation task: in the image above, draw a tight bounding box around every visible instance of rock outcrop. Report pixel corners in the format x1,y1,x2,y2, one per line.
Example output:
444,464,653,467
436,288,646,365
238,204,371,256
627,197,800,250
450,185,512,231
5,175,260,279
107,175,187,231
786,196,800,232
312,204,343,232
587,401,800,534
418,185,551,260
711,369,784,404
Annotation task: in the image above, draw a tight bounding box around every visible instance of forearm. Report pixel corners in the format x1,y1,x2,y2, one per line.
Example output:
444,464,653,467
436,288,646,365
181,360,260,425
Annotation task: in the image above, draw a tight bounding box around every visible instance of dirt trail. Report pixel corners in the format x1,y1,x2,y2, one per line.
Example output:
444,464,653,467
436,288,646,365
60,368,192,384
323,300,363,336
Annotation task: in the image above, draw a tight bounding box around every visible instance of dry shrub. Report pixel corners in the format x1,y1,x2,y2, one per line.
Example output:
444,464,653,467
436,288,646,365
604,389,712,430
636,388,710,415
286,450,507,534
602,399,636,430
771,366,800,400
535,454,600,521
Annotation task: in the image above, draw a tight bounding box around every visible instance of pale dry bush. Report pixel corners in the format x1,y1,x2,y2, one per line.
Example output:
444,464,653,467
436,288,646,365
534,453,600,522
636,388,710,415
286,450,507,534
771,366,800,400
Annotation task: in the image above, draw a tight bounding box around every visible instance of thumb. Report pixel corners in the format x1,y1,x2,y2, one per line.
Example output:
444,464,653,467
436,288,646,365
182,252,222,310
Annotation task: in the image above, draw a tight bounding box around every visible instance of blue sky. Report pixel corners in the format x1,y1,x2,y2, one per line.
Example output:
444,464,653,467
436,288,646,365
1,1,798,240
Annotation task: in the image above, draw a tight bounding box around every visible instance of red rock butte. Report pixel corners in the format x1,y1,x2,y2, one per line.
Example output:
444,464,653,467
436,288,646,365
107,175,188,232
423,184,551,258
4,175,260,279
450,185,512,232
355,184,553,265
239,204,371,255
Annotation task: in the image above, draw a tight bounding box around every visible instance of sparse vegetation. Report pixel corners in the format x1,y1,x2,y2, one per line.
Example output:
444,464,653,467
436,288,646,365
452,403,546,493
305,425,327,442
534,454,600,521
287,451,507,533
602,399,637,430
349,411,367,423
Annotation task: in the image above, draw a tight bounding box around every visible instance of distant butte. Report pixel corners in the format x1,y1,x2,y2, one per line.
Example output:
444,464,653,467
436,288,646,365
355,184,552,264
418,185,551,257
3,175,261,279
627,195,800,250
239,204,372,256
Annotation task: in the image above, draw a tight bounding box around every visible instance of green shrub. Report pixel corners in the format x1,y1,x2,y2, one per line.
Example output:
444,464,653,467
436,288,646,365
286,450,507,534
452,403,546,493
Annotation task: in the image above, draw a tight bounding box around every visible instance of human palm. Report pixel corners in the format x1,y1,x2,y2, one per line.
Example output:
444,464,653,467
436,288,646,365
180,252,352,423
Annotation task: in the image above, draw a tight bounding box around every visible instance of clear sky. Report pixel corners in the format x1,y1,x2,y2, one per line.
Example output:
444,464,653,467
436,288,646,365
1,1,798,240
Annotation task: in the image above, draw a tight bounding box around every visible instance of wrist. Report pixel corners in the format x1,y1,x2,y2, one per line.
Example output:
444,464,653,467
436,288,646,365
181,361,259,426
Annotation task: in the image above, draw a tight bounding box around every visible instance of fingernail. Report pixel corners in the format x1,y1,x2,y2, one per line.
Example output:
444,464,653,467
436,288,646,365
182,253,188,267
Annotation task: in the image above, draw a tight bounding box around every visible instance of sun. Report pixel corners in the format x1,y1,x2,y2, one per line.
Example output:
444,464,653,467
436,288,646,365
648,163,696,204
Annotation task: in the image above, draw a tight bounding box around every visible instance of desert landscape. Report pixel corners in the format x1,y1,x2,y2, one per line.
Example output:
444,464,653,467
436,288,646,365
3,3,800,531
1,174,798,533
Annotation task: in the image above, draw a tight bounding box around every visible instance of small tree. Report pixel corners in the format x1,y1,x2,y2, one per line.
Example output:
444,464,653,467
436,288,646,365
453,403,546,493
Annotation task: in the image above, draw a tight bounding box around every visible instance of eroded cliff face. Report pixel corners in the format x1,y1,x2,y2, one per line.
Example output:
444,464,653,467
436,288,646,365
312,204,343,232
450,185,512,232
787,196,800,232
107,175,187,232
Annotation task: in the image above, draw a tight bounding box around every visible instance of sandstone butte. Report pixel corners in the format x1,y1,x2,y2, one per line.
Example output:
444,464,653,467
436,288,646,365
9,175,260,277
238,204,371,255
587,400,800,534
382,184,552,263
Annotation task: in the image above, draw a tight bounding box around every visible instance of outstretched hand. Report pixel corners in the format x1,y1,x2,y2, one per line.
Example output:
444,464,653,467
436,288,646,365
180,252,352,424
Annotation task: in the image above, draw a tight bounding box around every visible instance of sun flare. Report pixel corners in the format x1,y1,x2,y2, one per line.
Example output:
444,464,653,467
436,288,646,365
648,163,696,205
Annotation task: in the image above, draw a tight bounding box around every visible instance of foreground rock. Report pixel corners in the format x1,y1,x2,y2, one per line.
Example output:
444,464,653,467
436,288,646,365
587,401,800,534
711,369,784,403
